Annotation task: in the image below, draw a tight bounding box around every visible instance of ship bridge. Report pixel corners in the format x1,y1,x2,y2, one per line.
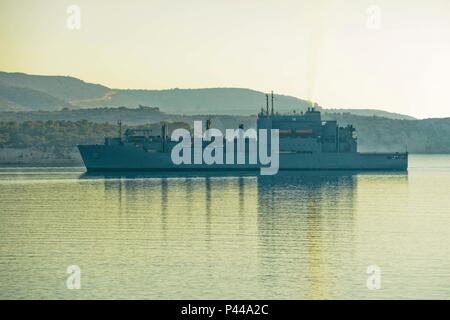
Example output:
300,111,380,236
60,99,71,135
257,93,356,153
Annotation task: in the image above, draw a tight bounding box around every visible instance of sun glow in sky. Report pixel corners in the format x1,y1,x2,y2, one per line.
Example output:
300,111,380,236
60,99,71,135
1,0,450,118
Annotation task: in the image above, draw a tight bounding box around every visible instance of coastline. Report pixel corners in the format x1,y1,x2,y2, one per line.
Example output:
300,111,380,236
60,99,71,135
0,161,83,167
0,147,83,167
0,153,448,168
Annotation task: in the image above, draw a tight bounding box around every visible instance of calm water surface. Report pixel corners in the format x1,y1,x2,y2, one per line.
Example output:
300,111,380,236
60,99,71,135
0,154,449,299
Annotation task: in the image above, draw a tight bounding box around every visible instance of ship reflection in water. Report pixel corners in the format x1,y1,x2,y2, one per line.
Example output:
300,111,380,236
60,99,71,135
1,156,450,299
86,170,366,300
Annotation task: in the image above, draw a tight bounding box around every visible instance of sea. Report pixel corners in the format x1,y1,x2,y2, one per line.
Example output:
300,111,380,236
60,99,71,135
0,154,449,299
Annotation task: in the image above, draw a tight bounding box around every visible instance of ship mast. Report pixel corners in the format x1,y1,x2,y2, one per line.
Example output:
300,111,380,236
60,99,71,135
271,90,274,115
117,120,122,142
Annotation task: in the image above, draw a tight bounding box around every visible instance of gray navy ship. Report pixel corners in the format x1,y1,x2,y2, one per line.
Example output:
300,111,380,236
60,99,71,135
78,96,408,173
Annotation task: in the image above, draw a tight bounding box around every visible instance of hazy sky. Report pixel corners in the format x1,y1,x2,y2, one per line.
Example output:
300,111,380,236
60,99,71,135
1,0,450,118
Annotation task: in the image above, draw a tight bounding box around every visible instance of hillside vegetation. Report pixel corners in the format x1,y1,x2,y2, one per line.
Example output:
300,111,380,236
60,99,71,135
0,120,188,150
322,113,450,153
1,107,449,153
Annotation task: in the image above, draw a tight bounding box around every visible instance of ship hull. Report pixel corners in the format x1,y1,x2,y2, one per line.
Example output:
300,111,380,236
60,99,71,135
78,145,408,172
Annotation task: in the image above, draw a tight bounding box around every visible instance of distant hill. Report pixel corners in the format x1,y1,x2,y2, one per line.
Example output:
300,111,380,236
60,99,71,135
0,71,315,115
0,82,70,111
0,71,109,101
0,71,418,120
325,109,416,120
106,88,316,115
